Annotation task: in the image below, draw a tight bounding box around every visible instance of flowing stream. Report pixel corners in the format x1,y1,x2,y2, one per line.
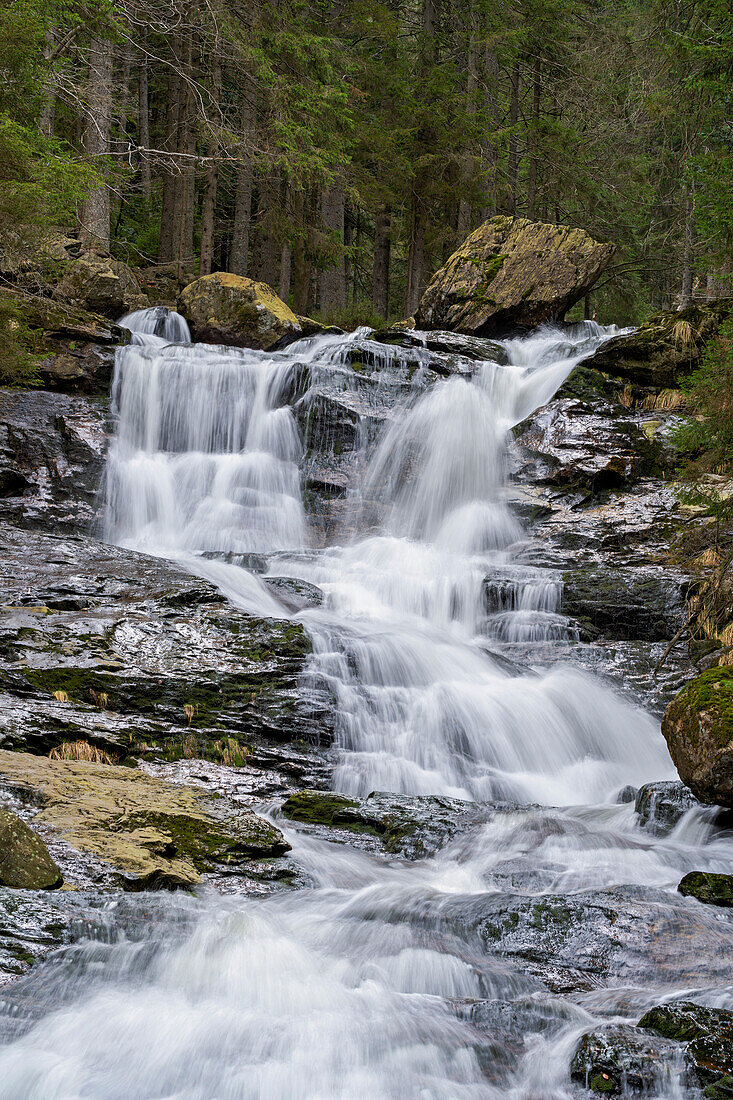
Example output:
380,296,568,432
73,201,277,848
1,313,732,1098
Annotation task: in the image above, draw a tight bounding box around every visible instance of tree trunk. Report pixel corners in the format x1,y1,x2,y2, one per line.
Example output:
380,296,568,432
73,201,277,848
159,52,181,263
405,196,425,316
319,178,346,312
479,47,500,220
137,46,151,200
292,188,311,315
253,173,280,287
39,28,56,138
80,37,113,253
457,23,479,244
199,54,222,277
527,62,541,217
372,203,391,319
230,97,255,276
173,31,197,276
679,187,695,310
507,61,521,214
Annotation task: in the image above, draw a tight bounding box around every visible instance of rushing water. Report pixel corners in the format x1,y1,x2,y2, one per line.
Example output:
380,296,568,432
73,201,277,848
2,312,732,1098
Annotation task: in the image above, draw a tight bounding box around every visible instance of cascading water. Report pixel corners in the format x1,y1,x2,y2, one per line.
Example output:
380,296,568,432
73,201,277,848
1,308,731,1099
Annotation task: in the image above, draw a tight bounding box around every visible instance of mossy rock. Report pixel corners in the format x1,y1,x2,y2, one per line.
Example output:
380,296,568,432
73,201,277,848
639,1001,733,1086
678,871,733,907
0,808,62,889
570,1024,680,1094
662,668,733,806
0,750,289,890
415,216,614,336
178,273,301,349
585,298,733,389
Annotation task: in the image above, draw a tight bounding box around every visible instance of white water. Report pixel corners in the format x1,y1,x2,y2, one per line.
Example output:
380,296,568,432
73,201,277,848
1,310,731,1099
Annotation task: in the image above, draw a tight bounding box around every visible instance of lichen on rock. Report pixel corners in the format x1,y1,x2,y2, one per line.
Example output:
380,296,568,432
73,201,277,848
178,273,302,349
414,216,614,336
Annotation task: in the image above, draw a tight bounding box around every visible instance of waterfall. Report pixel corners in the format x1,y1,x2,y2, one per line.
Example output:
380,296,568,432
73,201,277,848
4,306,724,1100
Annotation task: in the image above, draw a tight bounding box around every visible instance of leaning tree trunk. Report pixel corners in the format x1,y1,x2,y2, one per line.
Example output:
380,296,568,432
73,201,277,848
80,38,113,253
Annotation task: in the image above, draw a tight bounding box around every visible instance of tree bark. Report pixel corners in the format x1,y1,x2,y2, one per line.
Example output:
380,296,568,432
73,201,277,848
199,54,222,277
319,178,346,312
253,173,280,287
527,62,541,217
137,46,151,200
230,91,256,275
292,188,311,315
679,186,695,309
372,203,391,318
507,61,521,214
405,196,425,316
39,28,56,138
80,37,113,253
405,0,438,316
158,51,181,262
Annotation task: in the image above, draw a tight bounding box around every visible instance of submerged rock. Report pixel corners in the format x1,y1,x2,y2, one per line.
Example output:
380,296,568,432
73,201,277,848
570,1024,681,1094
0,750,289,889
639,1001,733,1087
414,216,614,336
585,298,733,390
281,789,486,859
678,870,733,907
634,781,700,833
0,808,62,889
178,273,301,349
662,668,733,806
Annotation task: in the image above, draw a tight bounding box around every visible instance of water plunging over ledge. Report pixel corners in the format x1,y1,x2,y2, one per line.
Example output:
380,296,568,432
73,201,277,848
1,312,732,1098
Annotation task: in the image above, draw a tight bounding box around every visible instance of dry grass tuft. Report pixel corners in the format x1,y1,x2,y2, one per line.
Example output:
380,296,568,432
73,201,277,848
48,740,117,765
672,319,696,351
643,389,685,411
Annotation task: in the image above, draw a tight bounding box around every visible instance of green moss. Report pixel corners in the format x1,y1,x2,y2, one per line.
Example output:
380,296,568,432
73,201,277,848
672,668,733,748
281,790,359,826
589,1075,616,1093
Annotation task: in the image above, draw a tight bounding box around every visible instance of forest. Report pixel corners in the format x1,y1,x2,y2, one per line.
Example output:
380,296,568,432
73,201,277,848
2,0,732,326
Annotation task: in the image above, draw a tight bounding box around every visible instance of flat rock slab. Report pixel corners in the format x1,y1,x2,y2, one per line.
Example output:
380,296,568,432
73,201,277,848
0,750,289,890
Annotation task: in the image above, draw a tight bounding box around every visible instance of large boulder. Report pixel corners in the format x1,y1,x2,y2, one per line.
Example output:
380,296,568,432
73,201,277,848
584,298,733,390
662,668,733,806
54,254,148,318
0,807,62,889
178,273,302,349
414,216,614,335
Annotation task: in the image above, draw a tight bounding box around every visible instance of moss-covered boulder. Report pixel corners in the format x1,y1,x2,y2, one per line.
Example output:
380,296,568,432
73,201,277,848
0,808,62,889
178,273,302,349
0,750,289,890
585,298,733,389
678,871,733,907
54,254,148,319
661,668,733,806
414,216,614,336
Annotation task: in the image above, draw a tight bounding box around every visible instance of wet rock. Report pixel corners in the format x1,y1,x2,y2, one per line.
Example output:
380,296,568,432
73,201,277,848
468,886,733,993
0,889,89,985
705,1077,733,1098
0,389,108,531
0,524,334,757
0,750,289,890
415,216,614,336
678,871,733,907
178,273,301,349
662,668,733,806
0,808,62,889
562,567,683,641
264,577,324,613
281,789,486,859
570,1024,681,1094
54,254,148,318
639,1001,733,1086
514,399,666,497
634,781,700,833
585,298,733,390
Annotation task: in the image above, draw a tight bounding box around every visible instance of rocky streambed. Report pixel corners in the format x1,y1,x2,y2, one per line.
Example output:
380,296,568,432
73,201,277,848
0,295,732,1096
